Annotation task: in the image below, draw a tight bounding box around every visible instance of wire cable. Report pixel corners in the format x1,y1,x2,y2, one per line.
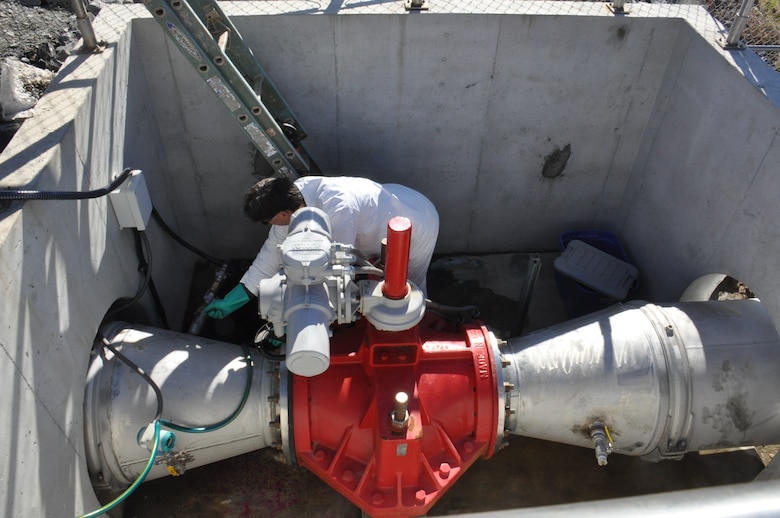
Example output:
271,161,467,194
132,229,170,329
1,167,133,200
101,337,163,420
77,333,254,517
160,347,254,434
105,230,152,320
425,299,480,323
100,331,254,433
151,207,223,266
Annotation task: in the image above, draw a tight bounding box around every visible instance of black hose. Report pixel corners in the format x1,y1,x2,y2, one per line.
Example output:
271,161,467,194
256,339,286,362
0,166,224,267
98,330,254,434
0,165,220,327
151,207,224,266
253,322,286,361
0,167,133,200
132,230,170,329
105,230,152,320
425,299,481,323
101,336,164,420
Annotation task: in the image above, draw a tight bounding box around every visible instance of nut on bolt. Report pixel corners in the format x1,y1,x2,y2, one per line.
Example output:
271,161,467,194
589,422,613,467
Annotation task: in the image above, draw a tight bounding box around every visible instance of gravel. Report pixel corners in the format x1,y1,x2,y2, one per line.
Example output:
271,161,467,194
0,0,82,71
0,0,87,149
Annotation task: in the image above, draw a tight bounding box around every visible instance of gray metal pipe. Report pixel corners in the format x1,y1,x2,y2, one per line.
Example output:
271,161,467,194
454,478,780,517
84,323,279,490
501,299,780,461
188,262,229,335
70,0,99,52
725,0,756,48
85,299,780,497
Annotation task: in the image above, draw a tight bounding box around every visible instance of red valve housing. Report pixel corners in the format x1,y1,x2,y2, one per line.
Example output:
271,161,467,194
291,315,502,517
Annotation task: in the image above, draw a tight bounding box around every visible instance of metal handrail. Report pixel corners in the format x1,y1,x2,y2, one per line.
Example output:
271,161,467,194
70,0,99,52
724,0,756,49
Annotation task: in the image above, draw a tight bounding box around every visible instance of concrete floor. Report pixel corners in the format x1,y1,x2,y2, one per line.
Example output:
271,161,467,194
122,435,765,517
120,253,769,517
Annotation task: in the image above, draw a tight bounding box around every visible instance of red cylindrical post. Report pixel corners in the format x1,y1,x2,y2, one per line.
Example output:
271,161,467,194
382,216,412,299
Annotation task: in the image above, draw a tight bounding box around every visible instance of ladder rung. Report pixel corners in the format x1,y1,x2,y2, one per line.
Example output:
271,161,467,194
141,0,316,178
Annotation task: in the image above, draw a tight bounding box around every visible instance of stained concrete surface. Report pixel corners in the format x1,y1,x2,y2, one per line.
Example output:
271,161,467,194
121,253,770,517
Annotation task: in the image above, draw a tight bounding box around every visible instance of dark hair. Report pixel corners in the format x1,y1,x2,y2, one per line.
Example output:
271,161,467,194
243,176,304,222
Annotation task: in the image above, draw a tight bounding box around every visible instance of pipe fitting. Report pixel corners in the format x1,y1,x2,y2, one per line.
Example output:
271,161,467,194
500,300,780,460
589,422,612,466
391,391,410,431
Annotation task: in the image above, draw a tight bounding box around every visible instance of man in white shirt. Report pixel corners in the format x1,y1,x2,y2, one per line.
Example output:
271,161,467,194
204,176,439,319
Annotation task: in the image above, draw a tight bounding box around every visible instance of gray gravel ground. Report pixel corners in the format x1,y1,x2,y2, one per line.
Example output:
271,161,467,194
0,0,83,149
0,0,80,70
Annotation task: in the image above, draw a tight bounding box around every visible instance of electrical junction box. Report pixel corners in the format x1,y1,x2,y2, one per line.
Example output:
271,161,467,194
109,169,152,231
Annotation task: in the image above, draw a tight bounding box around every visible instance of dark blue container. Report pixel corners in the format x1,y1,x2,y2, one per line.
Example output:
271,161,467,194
554,230,638,318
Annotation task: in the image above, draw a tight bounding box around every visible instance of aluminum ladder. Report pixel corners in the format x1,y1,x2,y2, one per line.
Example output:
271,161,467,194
140,0,317,178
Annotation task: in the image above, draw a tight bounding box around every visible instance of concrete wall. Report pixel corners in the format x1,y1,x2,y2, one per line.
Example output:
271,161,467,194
135,11,683,256
0,7,190,516
1,1,780,516
617,22,780,319
135,4,780,324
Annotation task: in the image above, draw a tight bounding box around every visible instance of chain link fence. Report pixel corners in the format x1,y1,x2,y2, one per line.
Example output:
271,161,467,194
703,0,780,69
565,0,780,71
541,0,780,71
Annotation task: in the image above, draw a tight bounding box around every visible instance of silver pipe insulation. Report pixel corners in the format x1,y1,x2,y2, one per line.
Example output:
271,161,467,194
84,323,279,490
455,478,780,517
501,299,780,461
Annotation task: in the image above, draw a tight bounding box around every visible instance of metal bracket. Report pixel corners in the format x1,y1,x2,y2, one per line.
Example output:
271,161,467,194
718,36,746,50
405,0,429,11
606,2,630,15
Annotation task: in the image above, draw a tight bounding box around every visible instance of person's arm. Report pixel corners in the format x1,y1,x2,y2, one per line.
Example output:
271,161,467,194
326,206,360,250
239,224,288,296
204,225,288,319
202,284,252,319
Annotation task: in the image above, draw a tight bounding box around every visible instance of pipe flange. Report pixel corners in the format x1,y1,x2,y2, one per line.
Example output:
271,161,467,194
278,362,297,466
489,333,514,453
266,362,285,461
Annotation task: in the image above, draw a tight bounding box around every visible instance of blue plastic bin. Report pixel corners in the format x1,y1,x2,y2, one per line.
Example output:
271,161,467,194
554,230,638,318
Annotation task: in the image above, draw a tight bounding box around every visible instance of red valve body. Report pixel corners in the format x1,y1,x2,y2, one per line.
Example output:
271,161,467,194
291,315,501,517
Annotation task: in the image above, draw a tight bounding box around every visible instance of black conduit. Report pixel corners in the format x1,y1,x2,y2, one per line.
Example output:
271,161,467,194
133,230,170,329
0,167,134,200
1,166,237,333
152,207,224,266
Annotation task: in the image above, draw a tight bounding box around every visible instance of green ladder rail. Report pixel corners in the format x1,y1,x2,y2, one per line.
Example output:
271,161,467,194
141,0,317,178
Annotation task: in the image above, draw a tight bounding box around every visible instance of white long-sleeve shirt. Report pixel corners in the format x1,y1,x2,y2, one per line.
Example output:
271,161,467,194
240,176,439,296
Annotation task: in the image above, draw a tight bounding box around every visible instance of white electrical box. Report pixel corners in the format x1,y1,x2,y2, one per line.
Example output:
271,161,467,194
109,169,152,231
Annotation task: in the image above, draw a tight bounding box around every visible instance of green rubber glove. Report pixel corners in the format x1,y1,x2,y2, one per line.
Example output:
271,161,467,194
203,284,251,319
